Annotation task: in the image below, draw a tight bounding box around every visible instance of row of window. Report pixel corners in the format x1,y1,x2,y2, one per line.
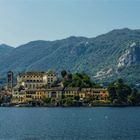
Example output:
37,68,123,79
26,80,43,82
19,74,56,78
25,84,43,88
20,75,42,78
65,91,78,94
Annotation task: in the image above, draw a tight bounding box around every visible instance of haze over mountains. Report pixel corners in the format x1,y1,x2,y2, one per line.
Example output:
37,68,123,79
0,28,140,87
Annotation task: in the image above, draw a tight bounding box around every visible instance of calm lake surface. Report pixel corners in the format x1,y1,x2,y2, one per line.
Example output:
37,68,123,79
0,107,140,140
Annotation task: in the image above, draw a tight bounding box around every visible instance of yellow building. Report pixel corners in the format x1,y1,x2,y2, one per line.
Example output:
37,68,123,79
12,89,46,104
17,71,57,89
64,87,80,97
25,89,46,102
12,87,64,104
79,88,90,100
80,88,109,101
12,90,26,104
11,86,109,104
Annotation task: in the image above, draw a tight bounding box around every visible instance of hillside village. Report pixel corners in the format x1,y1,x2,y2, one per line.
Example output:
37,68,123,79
0,70,109,107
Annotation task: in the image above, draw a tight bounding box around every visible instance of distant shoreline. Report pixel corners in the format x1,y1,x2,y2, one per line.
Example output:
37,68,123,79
1,103,140,107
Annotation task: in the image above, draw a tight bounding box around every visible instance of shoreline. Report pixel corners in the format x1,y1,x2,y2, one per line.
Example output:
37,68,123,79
1,104,140,107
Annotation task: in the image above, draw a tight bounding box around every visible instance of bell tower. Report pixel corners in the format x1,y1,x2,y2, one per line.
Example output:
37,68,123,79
7,71,14,89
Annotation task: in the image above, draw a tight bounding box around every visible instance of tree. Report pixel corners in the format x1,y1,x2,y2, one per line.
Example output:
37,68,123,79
127,88,140,105
108,78,132,104
108,83,117,102
65,97,74,106
42,97,51,104
117,78,124,85
61,70,67,78
74,96,80,101
67,73,72,81
68,72,93,88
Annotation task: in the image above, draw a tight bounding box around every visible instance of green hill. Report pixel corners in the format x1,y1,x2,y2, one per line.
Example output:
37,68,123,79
1,28,140,87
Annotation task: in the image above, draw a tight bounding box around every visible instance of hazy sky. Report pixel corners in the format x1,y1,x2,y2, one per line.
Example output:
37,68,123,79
0,0,140,47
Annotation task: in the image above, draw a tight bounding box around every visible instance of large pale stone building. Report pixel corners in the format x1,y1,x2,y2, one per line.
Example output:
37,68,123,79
17,71,57,89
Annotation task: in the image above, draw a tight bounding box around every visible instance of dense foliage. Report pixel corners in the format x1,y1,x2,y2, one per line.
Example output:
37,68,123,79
108,79,140,105
61,71,99,88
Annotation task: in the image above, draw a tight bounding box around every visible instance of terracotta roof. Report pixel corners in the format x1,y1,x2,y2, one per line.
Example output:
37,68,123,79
18,72,45,76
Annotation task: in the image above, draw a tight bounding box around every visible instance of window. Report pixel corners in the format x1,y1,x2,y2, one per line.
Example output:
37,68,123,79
51,92,56,97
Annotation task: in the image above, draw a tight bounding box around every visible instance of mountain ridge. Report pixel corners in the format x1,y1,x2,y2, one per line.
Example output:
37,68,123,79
0,28,140,87
0,44,14,58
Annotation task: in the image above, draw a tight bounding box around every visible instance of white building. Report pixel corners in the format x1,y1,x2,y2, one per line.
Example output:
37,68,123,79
17,71,57,89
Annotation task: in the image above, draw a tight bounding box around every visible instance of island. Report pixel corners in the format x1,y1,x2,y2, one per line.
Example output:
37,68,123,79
0,70,140,107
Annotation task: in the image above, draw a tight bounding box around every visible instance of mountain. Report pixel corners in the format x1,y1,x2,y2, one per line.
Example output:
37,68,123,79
118,42,140,68
0,44,14,57
0,28,140,87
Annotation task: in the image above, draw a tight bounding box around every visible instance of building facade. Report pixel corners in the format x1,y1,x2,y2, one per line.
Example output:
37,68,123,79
79,88,109,101
45,87,63,100
12,87,63,104
12,90,26,104
64,87,80,97
17,71,57,89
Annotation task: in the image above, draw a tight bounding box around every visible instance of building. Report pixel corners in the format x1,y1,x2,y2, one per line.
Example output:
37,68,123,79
45,87,63,100
25,89,46,102
12,87,64,104
80,88,109,101
0,89,12,103
12,90,26,104
11,87,109,104
17,71,57,89
12,89,46,104
64,87,80,97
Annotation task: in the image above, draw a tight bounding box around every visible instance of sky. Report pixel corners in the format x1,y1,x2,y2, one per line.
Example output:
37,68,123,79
0,0,140,47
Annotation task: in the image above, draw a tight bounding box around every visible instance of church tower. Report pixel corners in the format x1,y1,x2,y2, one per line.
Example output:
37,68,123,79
7,71,14,89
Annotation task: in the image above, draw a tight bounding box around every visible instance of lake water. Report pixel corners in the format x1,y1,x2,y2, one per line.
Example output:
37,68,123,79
0,107,140,140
